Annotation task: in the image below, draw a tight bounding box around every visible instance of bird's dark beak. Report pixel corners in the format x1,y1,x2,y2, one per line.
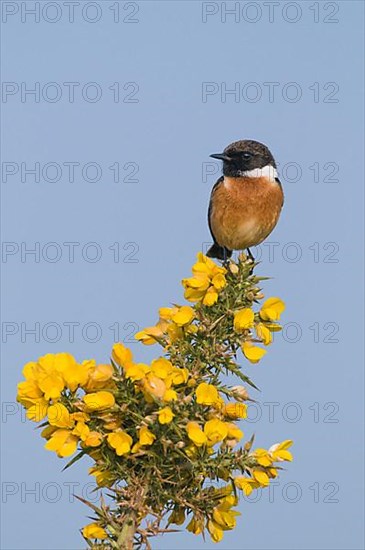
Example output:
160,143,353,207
210,153,232,162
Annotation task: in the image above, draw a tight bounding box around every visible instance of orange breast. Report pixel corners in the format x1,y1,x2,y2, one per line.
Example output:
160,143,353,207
210,176,284,250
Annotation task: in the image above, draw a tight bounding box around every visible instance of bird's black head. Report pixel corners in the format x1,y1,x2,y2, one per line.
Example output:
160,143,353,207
210,140,276,178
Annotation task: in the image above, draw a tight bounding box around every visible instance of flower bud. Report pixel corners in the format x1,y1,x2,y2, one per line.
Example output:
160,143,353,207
229,263,239,274
230,385,250,401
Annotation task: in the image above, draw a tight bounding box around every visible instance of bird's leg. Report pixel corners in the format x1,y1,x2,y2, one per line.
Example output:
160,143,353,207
246,248,255,262
246,248,255,275
222,247,229,267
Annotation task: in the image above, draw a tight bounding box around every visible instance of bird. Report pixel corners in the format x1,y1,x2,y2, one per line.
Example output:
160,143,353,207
207,139,284,262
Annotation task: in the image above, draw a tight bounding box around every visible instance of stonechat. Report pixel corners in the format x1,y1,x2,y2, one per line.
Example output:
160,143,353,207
207,139,284,261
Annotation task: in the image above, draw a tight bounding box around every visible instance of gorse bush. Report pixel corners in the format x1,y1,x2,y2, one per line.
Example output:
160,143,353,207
17,253,293,549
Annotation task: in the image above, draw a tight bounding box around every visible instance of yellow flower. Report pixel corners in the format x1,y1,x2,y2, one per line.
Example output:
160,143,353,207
196,382,219,405
254,448,273,467
21,361,38,380
171,367,189,385
107,430,133,455
83,431,103,447
89,466,115,487
37,371,65,401
82,523,107,540
16,380,44,408
17,379,42,398
163,388,178,402
83,391,115,411
204,418,228,445
47,403,75,428
207,520,224,542
202,286,219,306
135,325,164,345
212,507,238,530
224,402,247,419
151,358,173,379
72,421,90,441
186,422,208,446
171,306,195,326
85,363,114,391
187,515,204,535
142,374,166,399
124,362,150,381
159,306,178,320
212,272,226,290
260,297,285,321
234,476,260,496
158,406,174,424
139,426,156,446
25,401,48,422
40,425,57,440
255,322,272,345
44,429,79,457
182,252,226,306
208,494,240,541
242,342,267,363
56,354,89,391
166,322,184,342
100,413,121,431
234,308,255,332
269,439,293,462
252,469,270,487
225,422,243,442
112,343,133,366
36,353,78,399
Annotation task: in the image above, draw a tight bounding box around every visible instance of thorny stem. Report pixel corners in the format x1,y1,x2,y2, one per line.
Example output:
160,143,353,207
117,514,136,550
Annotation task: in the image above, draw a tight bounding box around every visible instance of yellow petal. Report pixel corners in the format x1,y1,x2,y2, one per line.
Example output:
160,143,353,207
256,323,272,345
234,476,259,496
204,418,228,444
83,391,115,411
234,308,255,331
252,469,270,487
203,286,219,306
47,403,74,428
242,342,267,364
196,382,219,405
207,520,224,542
158,406,174,424
107,430,132,455
211,273,226,291
112,343,133,365
172,306,195,326
260,297,285,321
186,421,208,446
139,426,156,446
82,523,107,540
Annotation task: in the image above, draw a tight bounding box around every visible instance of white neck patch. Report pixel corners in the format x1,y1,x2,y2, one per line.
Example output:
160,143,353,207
237,164,278,181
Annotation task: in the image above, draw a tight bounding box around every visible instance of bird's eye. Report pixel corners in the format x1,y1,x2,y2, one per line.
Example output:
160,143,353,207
242,152,252,160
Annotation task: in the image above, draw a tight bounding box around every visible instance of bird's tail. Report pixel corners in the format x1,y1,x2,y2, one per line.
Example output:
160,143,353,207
206,243,232,261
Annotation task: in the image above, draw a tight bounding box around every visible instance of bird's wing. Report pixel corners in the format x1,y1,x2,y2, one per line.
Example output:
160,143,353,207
207,176,224,242
275,177,284,207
